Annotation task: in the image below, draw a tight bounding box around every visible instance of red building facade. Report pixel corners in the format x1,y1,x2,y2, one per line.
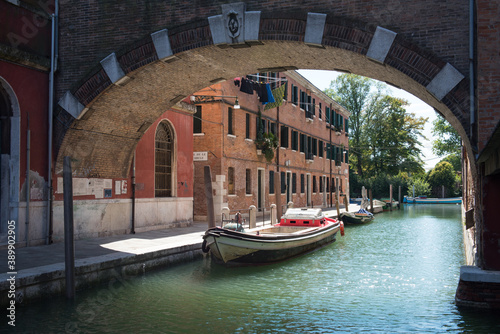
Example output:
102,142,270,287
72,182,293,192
0,0,52,245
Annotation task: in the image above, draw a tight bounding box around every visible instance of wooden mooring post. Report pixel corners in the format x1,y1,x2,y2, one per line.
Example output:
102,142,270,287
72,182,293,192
63,156,75,299
390,184,393,211
204,166,215,228
369,189,374,214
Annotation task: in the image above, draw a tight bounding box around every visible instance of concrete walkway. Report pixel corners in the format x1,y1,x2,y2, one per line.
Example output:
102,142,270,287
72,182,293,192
0,204,361,305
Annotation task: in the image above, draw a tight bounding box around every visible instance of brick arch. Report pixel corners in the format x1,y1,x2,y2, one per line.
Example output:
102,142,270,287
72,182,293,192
55,8,472,179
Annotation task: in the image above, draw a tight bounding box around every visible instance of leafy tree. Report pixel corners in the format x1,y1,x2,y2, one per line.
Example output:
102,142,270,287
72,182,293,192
325,74,372,177
440,153,461,172
432,114,461,156
407,177,431,197
326,74,427,179
364,96,427,177
427,161,457,197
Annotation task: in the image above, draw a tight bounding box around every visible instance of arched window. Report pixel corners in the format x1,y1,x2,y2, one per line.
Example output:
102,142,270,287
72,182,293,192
155,120,174,197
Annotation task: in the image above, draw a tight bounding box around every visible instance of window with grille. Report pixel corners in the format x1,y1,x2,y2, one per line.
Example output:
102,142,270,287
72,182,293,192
155,121,174,197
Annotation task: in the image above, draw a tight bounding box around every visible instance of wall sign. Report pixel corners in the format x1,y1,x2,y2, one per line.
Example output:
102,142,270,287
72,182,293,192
194,151,208,161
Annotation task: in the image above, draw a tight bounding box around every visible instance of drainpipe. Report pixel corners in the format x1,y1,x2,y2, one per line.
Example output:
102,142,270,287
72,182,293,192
47,1,58,244
329,103,333,208
469,0,475,145
131,152,136,234
25,113,30,246
469,0,481,268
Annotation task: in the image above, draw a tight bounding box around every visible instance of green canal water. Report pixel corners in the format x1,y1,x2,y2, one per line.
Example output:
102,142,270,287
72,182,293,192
7,204,500,333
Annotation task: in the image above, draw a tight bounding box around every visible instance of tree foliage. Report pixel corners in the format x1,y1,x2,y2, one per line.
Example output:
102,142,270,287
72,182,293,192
325,74,372,177
326,74,428,181
432,114,461,157
407,177,431,197
440,153,461,172
427,161,458,197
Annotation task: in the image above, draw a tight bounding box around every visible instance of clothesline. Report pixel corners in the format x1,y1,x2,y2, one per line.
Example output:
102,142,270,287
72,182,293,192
245,74,288,83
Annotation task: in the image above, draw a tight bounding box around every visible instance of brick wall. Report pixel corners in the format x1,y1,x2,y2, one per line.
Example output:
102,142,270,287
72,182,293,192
54,1,474,181
456,279,500,309
476,0,500,151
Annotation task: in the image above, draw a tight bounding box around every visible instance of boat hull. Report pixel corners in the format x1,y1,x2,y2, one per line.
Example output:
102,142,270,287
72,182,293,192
403,196,462,204
339,212,374,224
203,223,340,265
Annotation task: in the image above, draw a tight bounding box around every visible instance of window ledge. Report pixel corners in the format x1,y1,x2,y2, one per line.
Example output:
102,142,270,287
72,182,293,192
193,133,205,136
245,138,254,143
227,134,236,138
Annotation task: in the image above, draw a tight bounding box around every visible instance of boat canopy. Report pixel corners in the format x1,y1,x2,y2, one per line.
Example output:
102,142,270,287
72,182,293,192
282,208,325,220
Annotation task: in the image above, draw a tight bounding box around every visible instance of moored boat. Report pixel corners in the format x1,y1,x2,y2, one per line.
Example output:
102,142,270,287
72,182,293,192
403,196,462,204
202,208,344,264
339,209,374,224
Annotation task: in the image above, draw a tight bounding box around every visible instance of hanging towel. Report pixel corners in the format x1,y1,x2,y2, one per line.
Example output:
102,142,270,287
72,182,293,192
240,78,253,94
265,83,275,103
264,84,286,110
256,82,269,102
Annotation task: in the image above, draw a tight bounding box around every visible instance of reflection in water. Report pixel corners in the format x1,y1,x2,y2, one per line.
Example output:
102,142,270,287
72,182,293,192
7,204,500,333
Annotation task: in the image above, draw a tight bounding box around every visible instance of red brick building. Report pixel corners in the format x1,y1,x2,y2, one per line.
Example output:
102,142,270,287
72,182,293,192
192,71,350,221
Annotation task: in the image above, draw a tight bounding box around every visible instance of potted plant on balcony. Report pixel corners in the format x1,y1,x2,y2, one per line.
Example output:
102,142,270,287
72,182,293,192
255,132,279,162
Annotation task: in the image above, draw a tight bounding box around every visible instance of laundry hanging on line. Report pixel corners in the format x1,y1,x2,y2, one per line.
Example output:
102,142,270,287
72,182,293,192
264,83,286,110
236,76,280,104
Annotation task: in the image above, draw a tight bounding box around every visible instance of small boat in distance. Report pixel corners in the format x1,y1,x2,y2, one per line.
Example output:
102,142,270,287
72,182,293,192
339,209,374,225
202,208,344,265
403,196,462,204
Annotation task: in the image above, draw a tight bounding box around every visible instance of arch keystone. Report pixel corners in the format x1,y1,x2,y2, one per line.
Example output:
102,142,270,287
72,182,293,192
426,63,465,100
100,53,129,85
304,13,327,47
367,26,397,63
209,3,260,47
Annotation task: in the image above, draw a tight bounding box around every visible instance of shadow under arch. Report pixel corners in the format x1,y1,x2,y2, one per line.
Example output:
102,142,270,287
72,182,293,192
54,12,474,185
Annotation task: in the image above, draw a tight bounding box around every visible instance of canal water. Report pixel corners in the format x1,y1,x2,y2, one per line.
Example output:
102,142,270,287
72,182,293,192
7,204,500,333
